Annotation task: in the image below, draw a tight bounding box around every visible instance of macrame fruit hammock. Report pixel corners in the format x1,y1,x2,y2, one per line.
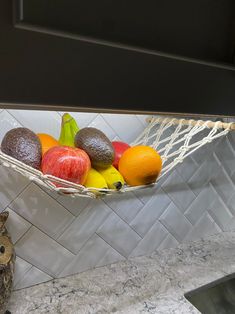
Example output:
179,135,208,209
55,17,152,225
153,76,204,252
0,116,234,198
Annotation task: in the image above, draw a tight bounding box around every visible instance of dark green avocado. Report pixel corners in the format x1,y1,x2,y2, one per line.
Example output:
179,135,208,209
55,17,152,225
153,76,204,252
1,128,42,169
75,127,114,168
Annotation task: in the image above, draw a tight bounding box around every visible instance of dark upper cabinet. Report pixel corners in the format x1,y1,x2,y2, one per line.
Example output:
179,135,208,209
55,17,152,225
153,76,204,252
0,0,235,115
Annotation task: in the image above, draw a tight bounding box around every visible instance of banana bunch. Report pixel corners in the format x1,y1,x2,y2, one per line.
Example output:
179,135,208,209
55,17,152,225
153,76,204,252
96,165,125,190
84,165,125,191
59,113,79,147
84,168,108,190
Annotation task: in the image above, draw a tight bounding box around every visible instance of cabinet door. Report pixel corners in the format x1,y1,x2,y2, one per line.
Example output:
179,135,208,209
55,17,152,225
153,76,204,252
0,0,235,116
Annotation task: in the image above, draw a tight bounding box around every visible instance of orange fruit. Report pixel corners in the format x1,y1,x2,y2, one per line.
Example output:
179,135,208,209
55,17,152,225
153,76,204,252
37,133,59,156
118,145,162,186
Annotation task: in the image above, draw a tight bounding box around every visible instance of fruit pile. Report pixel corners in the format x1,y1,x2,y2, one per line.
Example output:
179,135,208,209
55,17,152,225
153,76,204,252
0,113,162,193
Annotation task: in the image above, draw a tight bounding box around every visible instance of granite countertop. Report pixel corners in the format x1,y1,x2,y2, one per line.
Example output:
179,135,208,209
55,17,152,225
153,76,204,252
8,231,235,314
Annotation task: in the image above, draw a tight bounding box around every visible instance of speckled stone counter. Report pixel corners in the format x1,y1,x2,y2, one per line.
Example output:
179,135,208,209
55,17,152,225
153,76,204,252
8,232,235,313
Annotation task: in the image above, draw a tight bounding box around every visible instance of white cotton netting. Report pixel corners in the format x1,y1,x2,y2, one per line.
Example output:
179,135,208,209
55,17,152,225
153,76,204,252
0,117,233,198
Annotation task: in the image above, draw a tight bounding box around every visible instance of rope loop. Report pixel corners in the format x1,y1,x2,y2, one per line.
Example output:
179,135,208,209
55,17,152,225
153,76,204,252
180,145,190,152
174,156,184,163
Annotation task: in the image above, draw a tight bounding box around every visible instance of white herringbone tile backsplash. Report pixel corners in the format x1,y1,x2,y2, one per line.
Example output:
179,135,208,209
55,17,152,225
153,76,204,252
0,109,234,290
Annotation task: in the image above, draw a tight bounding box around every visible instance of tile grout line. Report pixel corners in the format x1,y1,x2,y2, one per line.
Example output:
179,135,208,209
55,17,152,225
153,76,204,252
126,220,170,258
101,113,145,143
95,231,131,259
3,109,24,128
14,265,34,290
12,219,78,257
8,201,77,249
57,209,114,257
94,232,126,260
161,171,197,213
175,167,199,198
208,184,235,224
101,205,145,240
103,195,145,229
213,153,235,190
3,180,31,211
13,261,34,288
101,114,126,142
128,191,173,232
7,109,62,130
160,191,194,227
54,199,109,242
14,224,34,247
206,210,223,233
158,201,194,242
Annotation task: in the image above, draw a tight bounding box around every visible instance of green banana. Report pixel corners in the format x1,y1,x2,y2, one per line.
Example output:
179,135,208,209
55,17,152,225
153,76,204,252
69,115,80,138
96,165,125,190
59,113,79,147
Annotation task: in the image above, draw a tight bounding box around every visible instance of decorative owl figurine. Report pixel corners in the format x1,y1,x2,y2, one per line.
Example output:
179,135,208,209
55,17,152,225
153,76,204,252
0,212,15,314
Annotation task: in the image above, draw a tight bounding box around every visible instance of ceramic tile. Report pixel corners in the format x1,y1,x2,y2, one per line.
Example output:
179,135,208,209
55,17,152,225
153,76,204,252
15,226,75,277
35,182,60,200
159,203,192,242
112,135,122,141
59,234,121,277
88,115,116,140
96,245,125,268
14,266,53,290
97,212,141,257
210,168,235,205
133,186,159,204
176,157,198,182
58,200,111,254
56,195,94,216
214,138,235,177
104,193,144,224
162,170,196,212
102,113,144,143
136,114,149,127
9,109,61,139
130,222,168,257
187,156,220,195
157,234,179,251
13,256,32,288
0,165,29,210
184,184,217,225
130,188,171,237
227,131,235,149
0,110,23,142
208,197,235,231
60,234,116,277
4,208,31,244
232,172,235,185
184,213,221,242
10,183,75,239
227,193,235,216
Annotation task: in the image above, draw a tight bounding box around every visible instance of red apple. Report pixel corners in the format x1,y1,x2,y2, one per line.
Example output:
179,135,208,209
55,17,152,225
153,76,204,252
112,141,130,169
41,146,91,186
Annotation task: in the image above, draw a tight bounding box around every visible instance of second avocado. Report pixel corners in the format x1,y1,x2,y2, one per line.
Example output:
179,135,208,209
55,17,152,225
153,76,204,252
74,127,114,168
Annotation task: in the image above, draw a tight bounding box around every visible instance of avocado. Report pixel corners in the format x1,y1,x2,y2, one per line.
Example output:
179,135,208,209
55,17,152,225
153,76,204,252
1,128,42,169
75,127,114,168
